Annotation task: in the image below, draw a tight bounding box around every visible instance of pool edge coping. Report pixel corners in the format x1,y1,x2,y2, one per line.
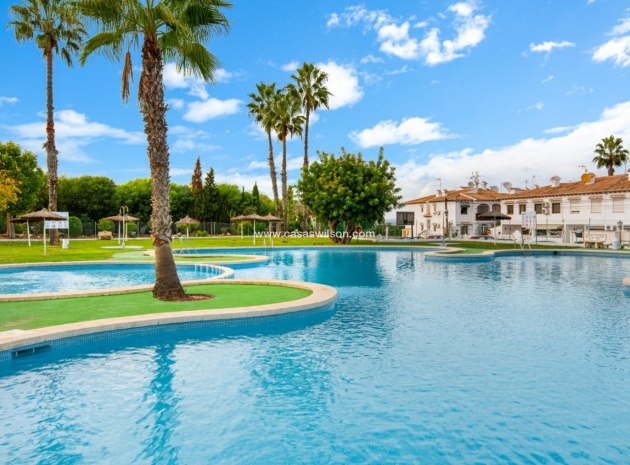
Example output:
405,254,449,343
0,279,337,352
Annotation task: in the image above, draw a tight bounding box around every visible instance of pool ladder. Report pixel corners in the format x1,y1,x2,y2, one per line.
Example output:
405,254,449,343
176,235,197,254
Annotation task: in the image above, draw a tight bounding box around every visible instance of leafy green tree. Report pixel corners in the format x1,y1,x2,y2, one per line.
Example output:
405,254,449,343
247,82,282,220
287,63,331,231
0,141,46,238
170,183,193,223
593,135,629,176
251,182,260,213
215,183,241,223
298,147,402,244
0,170,20,212
274,91,304,231
191,156,203,219
201,167,218,223
8,0,86,245
114,178,152,221
78,0,231,301
58,175,116,222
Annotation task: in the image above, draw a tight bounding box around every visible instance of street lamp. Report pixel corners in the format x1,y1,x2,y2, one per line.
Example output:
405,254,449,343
618,220,623,245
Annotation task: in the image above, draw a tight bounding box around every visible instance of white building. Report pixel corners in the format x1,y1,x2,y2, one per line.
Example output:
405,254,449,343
398,171,630,244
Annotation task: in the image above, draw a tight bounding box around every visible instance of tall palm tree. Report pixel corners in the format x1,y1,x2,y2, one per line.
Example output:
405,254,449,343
593,135,629,176
77,0,231,301
274,91,304,232
287,63,331,231
247,82,281,226
8,0,86,246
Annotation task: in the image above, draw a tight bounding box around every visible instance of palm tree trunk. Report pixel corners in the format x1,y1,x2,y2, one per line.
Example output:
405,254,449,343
302,107,310,232
140,38,186,301
267,131,280,232
45,47,59,246
281,135,288,232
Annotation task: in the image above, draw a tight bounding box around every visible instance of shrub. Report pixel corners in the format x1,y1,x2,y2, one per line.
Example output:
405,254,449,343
98,219,114,233
69,216,83,238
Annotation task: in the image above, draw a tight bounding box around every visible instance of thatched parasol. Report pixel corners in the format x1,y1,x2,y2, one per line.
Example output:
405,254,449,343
102,213,140,245
14,208,66,254
175,215,200,237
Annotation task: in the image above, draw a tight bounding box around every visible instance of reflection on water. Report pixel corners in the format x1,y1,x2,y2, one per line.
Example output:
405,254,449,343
2,250,630,464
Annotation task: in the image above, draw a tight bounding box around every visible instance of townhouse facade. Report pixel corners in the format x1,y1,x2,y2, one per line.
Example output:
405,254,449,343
398,170,630,244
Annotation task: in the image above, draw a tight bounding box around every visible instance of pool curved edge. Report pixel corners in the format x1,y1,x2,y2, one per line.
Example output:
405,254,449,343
0,279,337,353
0,260,235,302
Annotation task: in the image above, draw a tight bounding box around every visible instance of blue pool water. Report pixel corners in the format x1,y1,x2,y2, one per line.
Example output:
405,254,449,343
0,262,224,294
2,248,630,464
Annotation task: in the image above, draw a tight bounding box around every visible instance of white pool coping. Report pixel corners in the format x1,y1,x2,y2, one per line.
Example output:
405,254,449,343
0,279,337,352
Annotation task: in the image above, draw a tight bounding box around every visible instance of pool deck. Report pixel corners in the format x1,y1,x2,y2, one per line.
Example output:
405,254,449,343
0,279,337,353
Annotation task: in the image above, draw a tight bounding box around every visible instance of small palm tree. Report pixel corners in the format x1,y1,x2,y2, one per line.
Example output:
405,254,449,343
593,135,629,176
274,91,304,232
247,82,282,226
8,0,86,246
77,0,231,301
287,63,331,231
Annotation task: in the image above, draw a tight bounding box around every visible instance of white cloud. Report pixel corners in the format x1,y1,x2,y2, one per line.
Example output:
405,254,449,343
4,109,145,163
593,16,630,67
611,18,630,36
170,168,193,178
360,54,383,64
394,100,630,202
317,61,363,110
183,98,243,123
542,75,554,84
349,117,454,148
529,40,575,54
281,61,300,72
593,35,630,67
328,2,490,65
0,96,18,106
168,98,185,110
169,126,220,153
566,85,593,96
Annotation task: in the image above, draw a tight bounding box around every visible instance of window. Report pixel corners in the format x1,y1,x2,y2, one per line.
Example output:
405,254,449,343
460,206,469,215
552,202,561,214
396,212,414,225
519,204,526,214
613,197,625,213
570,200,580,214
507,204,514,214
534,203,542,214
591,199,602,214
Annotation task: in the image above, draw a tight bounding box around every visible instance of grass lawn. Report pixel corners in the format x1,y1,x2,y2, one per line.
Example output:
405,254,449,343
0,283,312,331
0,236,342,265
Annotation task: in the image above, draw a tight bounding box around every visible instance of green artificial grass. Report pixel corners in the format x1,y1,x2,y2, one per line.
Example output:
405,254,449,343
0,283,312,331
0,236,350,265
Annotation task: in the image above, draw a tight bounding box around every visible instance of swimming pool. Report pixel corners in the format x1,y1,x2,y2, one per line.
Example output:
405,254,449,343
0,262,229,295
2,248,630,464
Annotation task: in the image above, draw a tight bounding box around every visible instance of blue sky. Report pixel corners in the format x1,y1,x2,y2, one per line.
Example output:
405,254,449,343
2,0,630,205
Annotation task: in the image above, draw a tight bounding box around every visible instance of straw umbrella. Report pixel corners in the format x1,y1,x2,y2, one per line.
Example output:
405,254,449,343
14,208,66,255
175,215,200,238
263,213,281,234
103,213,140,245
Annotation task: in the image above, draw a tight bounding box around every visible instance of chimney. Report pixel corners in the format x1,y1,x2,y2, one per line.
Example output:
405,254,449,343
587,173,596,185
481,181,487,189
627,168,630,181
550,176,561,187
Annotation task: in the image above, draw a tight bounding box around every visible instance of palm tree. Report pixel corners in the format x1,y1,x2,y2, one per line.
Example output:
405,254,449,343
8,0,86,246
77,0,231,301
287,63,331,231
593,135,629,176
274,91,304,232
247,82,281,227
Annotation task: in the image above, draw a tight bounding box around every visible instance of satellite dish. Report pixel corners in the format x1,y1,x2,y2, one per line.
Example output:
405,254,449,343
467,182,474,187
581,173,592,183
502,182,513,189
490,186,499,192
